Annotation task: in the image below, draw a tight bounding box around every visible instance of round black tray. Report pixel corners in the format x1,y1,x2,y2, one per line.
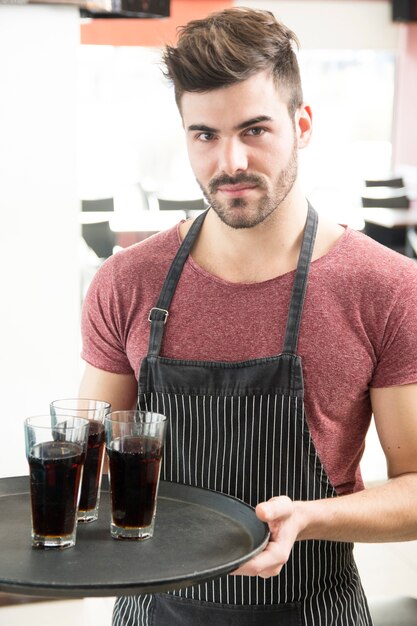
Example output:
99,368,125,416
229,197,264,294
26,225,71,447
0,476,269,598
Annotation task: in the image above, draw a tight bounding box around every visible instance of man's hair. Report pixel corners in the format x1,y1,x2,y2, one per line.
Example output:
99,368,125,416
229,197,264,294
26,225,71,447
162,7,303,116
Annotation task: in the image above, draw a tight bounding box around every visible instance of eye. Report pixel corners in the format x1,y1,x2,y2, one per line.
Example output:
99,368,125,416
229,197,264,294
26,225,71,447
245,127,265,137
196,132,216,142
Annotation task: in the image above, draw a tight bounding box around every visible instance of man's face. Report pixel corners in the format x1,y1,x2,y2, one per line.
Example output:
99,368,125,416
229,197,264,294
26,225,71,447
181,71,310,229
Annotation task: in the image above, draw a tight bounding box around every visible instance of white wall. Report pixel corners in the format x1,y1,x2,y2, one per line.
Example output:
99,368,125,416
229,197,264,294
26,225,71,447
0,6,81,477
237,0,400,49
0,1,402,482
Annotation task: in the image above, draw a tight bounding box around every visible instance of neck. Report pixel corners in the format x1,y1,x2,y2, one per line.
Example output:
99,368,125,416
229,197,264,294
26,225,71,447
188,187,310,283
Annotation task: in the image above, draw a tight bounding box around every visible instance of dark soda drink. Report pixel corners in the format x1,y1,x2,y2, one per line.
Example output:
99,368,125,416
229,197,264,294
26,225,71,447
78,420,105,513
29,441,85,537
107,436,162,528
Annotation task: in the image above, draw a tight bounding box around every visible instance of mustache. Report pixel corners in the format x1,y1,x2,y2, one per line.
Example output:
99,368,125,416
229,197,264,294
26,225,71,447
208,173,266,194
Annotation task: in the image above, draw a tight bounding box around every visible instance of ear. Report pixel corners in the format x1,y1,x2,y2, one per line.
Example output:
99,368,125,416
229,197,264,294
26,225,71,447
295,104,313,149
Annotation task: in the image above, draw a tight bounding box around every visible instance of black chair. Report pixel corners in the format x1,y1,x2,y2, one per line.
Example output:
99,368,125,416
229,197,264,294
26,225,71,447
361,187,410,209
81,198,114,212
81,197,116,259
405,226,417,258
82,221,116,260
157,198,207,219
365,176,404,188
361,188,410,252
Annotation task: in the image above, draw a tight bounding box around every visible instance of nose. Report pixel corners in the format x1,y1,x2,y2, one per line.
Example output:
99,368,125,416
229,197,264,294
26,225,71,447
217,137,248,176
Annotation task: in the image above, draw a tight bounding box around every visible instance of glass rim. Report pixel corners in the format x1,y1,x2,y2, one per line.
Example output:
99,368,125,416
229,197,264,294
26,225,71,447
50,398,111,411
104,410,167,423
24,415,90,429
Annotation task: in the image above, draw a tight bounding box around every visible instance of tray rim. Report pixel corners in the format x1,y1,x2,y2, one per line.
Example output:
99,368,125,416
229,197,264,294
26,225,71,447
0,475,270,598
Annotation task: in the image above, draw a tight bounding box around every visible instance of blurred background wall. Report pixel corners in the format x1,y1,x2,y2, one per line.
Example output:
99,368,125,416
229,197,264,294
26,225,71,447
0,0,416,479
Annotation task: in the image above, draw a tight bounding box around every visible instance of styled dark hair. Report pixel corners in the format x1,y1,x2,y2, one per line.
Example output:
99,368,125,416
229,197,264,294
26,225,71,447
162,7,303,115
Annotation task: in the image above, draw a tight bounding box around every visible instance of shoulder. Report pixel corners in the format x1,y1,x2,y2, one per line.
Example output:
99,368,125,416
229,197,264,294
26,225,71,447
315,227,417,293
346,229,417,297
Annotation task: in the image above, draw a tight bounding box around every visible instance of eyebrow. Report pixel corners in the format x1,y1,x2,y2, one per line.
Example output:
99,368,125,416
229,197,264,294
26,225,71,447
187,115,273,134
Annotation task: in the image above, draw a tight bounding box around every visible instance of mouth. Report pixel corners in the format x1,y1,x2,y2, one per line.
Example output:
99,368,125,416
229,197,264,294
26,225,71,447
216,184,258,198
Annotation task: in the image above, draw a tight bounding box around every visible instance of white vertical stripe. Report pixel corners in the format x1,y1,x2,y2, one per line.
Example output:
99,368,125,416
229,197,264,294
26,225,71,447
315,540,323,626
339,546,350,618
217,396,223,605
278,396,284,495
201,397,206,488
264,394,270,503
263,402,273,604
298,397,304,603
174,395,179,482
271,393,277,606
214,397,220,492
194,396,198,486
322,541,331,626
249,396,255,506
234,396,241,498
345,551,357,624
293,397,298,500
181,394,186,484
228,396,234,496
241,396,248,502
208,396,213,490
167,393,172,481
188,395,193,485
286,397,291,496
221,396,227,492
240,397,248,607
257,395,262,506
143,394,149,411
255,397,262,607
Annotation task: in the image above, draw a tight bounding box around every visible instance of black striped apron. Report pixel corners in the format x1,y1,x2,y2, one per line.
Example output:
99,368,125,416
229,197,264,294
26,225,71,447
113,205,372,626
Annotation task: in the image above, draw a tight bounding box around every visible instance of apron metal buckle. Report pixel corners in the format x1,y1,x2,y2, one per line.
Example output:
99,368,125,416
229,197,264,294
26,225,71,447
148,307,169,324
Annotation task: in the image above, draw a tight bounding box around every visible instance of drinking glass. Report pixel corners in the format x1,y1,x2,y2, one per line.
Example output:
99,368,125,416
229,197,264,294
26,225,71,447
105,410,167,540
50,398,111,522
24,415,89,549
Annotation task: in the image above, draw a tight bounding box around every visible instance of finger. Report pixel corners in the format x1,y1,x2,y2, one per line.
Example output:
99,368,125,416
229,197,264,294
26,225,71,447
231,560,284,578
230,540,291,577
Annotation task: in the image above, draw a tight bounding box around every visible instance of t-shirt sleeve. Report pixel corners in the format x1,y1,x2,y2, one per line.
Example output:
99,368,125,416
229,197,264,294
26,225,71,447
371,261,417,388
81,257,134,375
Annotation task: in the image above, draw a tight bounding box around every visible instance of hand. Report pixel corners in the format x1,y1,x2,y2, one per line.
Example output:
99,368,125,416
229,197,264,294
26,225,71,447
231,496,302,579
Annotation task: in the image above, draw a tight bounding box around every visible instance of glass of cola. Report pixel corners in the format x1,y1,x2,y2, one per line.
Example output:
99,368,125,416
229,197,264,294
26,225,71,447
24,414,89,549
105,410,167,540
50,399,111,523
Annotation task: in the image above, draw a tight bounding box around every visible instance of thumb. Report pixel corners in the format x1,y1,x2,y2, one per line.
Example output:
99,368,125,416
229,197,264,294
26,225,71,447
255,496,293,523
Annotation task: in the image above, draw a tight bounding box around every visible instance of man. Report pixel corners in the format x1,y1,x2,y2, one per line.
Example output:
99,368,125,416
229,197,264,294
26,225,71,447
80,7,417,625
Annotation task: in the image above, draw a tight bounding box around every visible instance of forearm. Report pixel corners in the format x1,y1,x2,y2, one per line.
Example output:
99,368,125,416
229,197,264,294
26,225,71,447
295,472,417,543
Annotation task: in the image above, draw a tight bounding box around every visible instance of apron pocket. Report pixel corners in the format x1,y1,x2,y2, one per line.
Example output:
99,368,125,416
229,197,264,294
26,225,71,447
152,593,302,626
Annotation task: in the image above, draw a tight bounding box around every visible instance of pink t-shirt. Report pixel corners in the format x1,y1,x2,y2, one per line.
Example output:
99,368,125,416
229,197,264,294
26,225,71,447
81,223,417,495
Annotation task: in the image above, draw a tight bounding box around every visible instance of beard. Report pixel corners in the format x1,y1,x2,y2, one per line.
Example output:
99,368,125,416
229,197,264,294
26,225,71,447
197,138,298,230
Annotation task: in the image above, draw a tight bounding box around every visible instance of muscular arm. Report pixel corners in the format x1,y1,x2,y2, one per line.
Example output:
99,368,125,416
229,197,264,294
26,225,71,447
79,363,138,412
234,383,417,578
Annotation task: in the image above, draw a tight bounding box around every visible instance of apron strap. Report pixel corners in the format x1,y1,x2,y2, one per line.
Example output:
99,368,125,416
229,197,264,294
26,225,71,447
282,202,318,355
148,209,208,357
